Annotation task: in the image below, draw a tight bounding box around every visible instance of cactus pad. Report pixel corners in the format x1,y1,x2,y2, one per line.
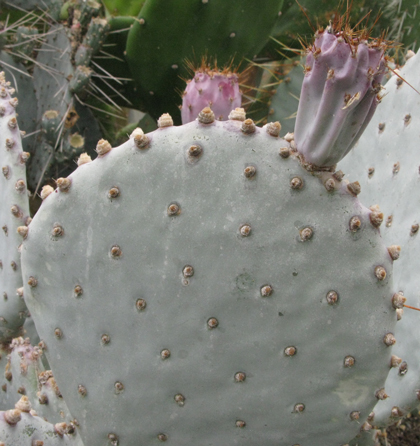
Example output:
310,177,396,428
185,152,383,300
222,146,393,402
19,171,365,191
22,113,397,446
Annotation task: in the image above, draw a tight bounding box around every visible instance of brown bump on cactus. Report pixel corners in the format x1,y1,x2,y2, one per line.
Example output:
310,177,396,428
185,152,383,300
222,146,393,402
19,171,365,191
198,107,215,124
290,177,303,189
333,170,344,181
404,114,411,126
399,361,408,376
77,153,92,166
174,393,185,406
388,245,401,261
350,411,360,421
207,317,219,329
78,385,87,397
396,309,403,320
5,138,14,149
136,299,147,311
74,285,83,297
2,225,7,235
161,349,171,359
417,390,420,401
383,333,396,346
158,434,168,442
11,204,22,218
391,355,402,368
15,396,31,412
374,266,386,281
158,113,173,128
234,372,246,382
3,292,6,300
167,202,181,216
368,167,375,177
241,118,256,134
279,147,290,158
385,215,393,227
96,139,112,156
369,205,383,227
183,265,194,278
284,132,294,142
15,179,25,193
324,178,336,191
293,403,305,413
108,433,119,446
235,420,246,428
10,261,17,271
110,245,122,258
284,346,297,357
51,224,64,237
40,185,54,200
240,224,251,237
0,87,6,98
392,162,400,175
375,388,388,400
260,285,273,297
188,144,203,159
1,384,6,392
392,292,406,309
9,98,18,108
133,132,150,149
326,290,339,305
344,356,355,367
361,422,372,431
367,412,375,423
8,117,17,130
54,328,63,339
54,423,68,437
108,187,120,199
347,181,361,196
114,381,124,394
101,334,110,345
299,227,313,241
56,177,71,192
4,370,12,381
411,224,419,235
38,393,48,404
244,165,256,178
378,122,385,133
28,276,37,287
265,121,281,137
391,406,404,418
228,107,246,121
17,226,28,239
4,409,21,425
349,216,361,232
2,165,9,178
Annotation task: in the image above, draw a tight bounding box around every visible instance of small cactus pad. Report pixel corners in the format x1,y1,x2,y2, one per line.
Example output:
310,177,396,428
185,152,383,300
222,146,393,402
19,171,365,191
181,67,241,124
295,25,386,168
22,115,396,446
340,49,420,428
0,397,82,445
0,73,30,342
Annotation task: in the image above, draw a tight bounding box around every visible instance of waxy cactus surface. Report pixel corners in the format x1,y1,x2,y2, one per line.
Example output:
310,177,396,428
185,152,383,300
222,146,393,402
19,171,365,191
20,107,398,446
0,75,30,342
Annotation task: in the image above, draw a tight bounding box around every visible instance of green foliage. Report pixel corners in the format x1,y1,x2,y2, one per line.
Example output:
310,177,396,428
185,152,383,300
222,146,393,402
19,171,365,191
102,0,146,16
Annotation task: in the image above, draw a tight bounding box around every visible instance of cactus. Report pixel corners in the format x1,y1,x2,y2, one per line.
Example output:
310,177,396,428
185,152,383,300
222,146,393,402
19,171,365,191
339,48,420,432
181,62,242,124
18,101,400,446
0,396,82,446
0,74,30,342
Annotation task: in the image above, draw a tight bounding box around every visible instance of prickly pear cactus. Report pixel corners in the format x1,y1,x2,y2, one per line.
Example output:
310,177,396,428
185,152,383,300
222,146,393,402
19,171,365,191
0,73,31,342
340,48,420,429
20,106,399,446
0,396,83,446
